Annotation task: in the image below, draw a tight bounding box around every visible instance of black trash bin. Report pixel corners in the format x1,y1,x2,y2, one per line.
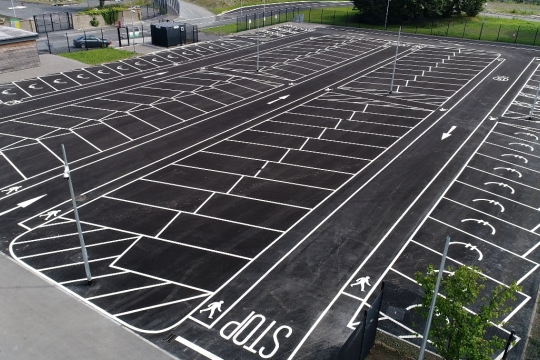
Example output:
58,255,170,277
150,22,185,47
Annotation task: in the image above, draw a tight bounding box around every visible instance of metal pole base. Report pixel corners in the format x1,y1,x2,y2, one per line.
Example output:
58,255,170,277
388,91,392,94
88,279,93,286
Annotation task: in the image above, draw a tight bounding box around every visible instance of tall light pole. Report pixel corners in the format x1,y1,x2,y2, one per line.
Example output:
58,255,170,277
418,236,451,360
62,144,92,286
130,2,136,53
256,12,260,72
263,0,265,27
9,0,16,19
389,26,401,94
384,0,390,30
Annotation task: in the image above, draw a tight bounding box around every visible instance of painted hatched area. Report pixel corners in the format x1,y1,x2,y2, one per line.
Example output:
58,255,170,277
7,41,499,336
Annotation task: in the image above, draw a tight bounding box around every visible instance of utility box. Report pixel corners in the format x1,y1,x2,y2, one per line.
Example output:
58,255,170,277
150,22,185,47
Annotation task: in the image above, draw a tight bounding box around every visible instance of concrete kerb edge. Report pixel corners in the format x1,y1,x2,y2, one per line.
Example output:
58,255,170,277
520,279,540,360
0,251,179,359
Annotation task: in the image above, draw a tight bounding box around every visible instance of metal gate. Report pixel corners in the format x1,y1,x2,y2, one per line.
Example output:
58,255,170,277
33,12,73,33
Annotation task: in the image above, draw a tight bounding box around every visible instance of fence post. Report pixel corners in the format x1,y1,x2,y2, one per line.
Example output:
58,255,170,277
430,20,433,35
286,8,288,21
321,9,323,24
309,8,311,22
83,30,88,50
462,21,467,38
141,25,144,43
534,27,539,45
271,10,273,25
514,26,520,43
497,24,502,41
333,10,336,25
66,32,70,52
117,27,122,47
345,11,348,27
446,20,450,36
126,27,130,45
502,331,515,359
479,21,484,40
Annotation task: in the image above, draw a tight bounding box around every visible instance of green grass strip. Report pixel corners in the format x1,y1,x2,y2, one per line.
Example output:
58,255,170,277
58,47,137,65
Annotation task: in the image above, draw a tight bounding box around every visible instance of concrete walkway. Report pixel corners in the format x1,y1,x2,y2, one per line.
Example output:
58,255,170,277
0,54,88,84
0,253,176,360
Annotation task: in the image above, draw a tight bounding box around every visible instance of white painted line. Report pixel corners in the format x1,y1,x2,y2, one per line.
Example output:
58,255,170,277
36,255,118,271
227,175,244,194
194,193,214,214
278,149,290,163
517,264,540,285
175,335,223,360
155,212,182,238
0,151,26,179
86,282,170,300
59,271,128,285
114,294,209,317
18,237,137,259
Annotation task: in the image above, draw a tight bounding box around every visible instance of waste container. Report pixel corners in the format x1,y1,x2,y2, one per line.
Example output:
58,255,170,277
150,22,185,47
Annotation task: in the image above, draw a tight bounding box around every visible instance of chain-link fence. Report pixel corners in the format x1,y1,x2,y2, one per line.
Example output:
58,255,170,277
236,7,540,47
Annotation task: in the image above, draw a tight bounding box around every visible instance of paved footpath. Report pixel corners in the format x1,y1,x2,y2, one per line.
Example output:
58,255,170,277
0,252,177,360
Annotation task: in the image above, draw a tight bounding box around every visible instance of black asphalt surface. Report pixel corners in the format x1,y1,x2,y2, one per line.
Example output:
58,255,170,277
1,25,540,360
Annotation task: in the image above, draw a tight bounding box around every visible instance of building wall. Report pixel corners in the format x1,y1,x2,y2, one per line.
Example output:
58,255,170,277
0,40,40,74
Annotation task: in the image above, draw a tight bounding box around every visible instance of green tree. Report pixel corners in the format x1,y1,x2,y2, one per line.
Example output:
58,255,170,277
415,265,521,360
460,0,484,16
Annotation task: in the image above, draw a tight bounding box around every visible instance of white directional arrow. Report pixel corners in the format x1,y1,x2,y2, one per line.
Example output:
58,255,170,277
142,71,168,79
267,95,290,105
439,108,447,112
0,194,47,217
77,74,89,79
488,116,498,121
151,58,163,62
167,54,176,59
117,65,128,70
135,61,146,66
2,89,15,95
97,70,109,74
53,79,67,84
441,125,456,140
28,83,42,90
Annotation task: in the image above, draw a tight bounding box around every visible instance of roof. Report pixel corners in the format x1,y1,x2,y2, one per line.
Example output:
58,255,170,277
0,25,39,45
151,22,186,28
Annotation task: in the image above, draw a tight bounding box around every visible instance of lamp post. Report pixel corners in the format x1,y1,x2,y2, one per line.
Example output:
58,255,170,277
384,0,390,30
256,12,260,72
62,144,92,286
130,2,136,53
9,0,16,19
389,26,401,94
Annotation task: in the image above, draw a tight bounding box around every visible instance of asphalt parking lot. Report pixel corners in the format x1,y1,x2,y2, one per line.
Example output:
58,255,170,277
1,24,540,359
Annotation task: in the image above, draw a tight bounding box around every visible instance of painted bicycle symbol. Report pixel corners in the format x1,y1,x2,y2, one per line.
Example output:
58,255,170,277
493,76,509,81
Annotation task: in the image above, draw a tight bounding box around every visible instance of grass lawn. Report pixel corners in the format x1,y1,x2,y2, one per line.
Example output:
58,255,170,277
184,0,345,15
228,6,540,46
201,22,239,35
58,47,137,65
485,1,540,16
